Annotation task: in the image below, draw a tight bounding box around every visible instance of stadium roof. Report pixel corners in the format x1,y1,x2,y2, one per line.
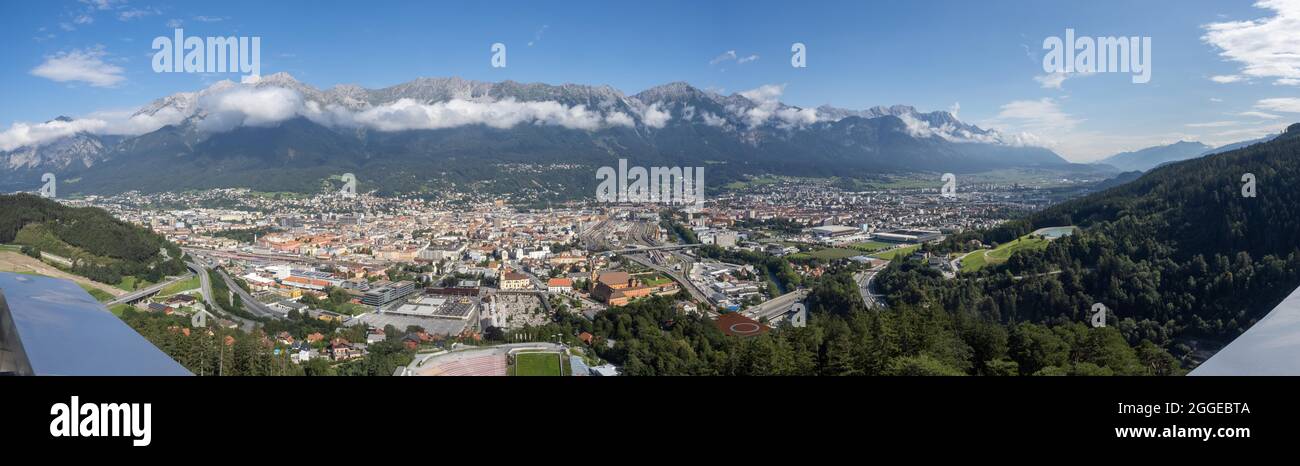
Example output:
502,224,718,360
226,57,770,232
1191,284,1300,376
0,273,191,376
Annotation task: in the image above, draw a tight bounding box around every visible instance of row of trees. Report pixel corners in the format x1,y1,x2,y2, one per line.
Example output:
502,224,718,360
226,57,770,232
493,271,1181,376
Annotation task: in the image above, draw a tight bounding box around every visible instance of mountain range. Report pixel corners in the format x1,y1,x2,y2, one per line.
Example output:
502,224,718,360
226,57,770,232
1096,135,1280,172
3,73,1101,196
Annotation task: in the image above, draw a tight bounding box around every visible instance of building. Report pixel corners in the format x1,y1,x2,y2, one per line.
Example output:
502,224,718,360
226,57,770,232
361,280,416,306
547,277,573,294
703,230,738,247
590,271,679,306
810,225,860,238
873,229,942,243
500,272,533,290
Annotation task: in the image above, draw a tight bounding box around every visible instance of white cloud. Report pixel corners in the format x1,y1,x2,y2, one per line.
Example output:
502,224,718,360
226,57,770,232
166,18,183,28
193,15,228,22
1207,122,1289,141
604,112,634,127
198,87,305,132
1034,71,1093,89
1202,0,1300,86
0,119,107,152
1035,72,1069,89
118,8,160,21
1277,78,1300,85
0,81,686,152
737,84,785,126
527,24,549,47
709,50,737,65
987,98,1081,132
710,50,759,66
977,98,1093,156
775,106,818,126
1210,75,1246,83
85,107,187,135
29,48,125,87
79,0,120,10
341,98,610,132
1256,97,1300,113
700,111,726,127
1236,110,1282,119
74,14,94,25
638,103,671,128
1186,121,1241,128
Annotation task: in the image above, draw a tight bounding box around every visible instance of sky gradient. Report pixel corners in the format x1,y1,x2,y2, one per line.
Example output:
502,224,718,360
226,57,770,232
1,0,1297,161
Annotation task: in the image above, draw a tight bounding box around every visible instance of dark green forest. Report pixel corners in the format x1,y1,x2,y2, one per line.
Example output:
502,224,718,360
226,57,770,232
880,124,1300,367
0,193,187,284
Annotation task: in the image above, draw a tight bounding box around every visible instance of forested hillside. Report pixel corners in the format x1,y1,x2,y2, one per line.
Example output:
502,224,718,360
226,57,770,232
0,193,186,284
882,124,1300,367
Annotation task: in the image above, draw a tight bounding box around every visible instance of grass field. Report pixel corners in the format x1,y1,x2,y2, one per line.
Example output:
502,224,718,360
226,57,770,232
159,276,200,296
640,274,673,287
790,247,862,261
80,284,115,302
114,276,159,292
960,236,1050,272
849,241,894,252
513,352,569,376
870,244,921,261
108,304,133,317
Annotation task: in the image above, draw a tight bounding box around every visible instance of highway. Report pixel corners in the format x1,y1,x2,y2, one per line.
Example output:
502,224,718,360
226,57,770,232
185,257,265,331
854,264,887,309
623,253,713,308
104,271,195,306
215,266,281,319
743,289,810,322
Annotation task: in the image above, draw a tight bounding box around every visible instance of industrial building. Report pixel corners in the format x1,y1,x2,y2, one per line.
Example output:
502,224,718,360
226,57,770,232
361,280,416,306
872,229,942,243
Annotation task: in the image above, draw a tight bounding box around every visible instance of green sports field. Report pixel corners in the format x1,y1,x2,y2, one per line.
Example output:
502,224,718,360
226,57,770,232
512,352,569,376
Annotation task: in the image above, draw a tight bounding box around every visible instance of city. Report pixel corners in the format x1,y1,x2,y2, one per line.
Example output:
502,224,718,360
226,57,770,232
32,173,1073,376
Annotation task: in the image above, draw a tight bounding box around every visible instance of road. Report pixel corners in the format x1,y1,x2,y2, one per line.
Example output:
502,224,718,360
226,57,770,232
743,289,810,322
215,267,281,319
186,259,260,332
854,264,887,309
104,271,195,306
623,253,713,308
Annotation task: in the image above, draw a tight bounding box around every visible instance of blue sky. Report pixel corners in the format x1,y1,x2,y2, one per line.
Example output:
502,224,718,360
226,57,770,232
2,0,1297,161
